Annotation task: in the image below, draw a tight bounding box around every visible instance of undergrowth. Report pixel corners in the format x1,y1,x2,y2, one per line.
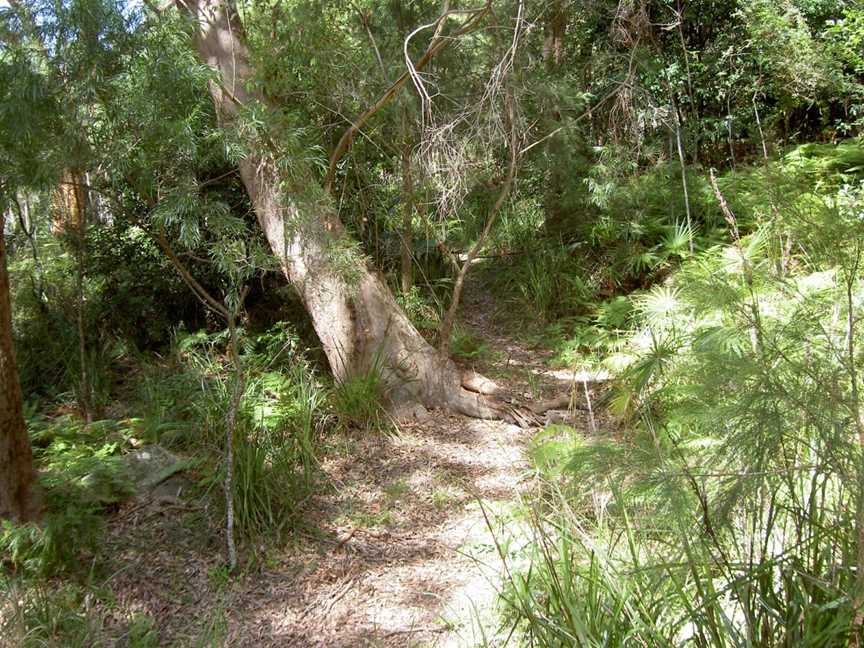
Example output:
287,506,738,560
496,141,864,646
330,354,388,432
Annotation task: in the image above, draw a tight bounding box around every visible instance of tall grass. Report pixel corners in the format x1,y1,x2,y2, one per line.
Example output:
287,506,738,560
330,353,388,431
157,325,327,541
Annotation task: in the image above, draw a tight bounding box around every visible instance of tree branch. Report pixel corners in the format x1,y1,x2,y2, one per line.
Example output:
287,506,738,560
323,2,491,195
438,86,519,355
154,230,230,320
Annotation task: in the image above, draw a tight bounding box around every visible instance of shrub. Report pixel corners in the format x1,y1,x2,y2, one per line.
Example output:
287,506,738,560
1,417,134,577
501,153,864,645
140,324,327,541
0,580,105,648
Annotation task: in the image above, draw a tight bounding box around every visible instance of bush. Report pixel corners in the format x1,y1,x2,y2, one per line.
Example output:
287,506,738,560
0,580,106,648
330,356,388,431
501,153,864,645
137,324,326,542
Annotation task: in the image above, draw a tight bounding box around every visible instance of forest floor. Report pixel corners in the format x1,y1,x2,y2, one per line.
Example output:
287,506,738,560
100,279,602,647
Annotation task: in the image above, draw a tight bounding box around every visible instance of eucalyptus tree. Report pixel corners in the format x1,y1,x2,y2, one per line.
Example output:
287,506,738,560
0,211,38,523
175,0,525,420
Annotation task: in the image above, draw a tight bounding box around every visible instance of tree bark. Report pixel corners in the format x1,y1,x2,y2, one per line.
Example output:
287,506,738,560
0,211,39,522
184,0,514,422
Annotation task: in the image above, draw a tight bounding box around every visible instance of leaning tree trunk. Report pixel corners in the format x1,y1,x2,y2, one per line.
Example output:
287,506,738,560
0,212,38,522
185,0,510,420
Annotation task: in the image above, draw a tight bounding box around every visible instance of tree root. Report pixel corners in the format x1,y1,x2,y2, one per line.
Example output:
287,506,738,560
460,369,502,396
447,387,540,428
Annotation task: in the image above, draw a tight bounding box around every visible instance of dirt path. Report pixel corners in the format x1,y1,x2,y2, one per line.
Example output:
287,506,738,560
103,281,593,646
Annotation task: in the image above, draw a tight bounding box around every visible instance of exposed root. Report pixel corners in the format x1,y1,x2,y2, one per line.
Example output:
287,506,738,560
528,394,589,414
447,387,539,428
460,370,502,396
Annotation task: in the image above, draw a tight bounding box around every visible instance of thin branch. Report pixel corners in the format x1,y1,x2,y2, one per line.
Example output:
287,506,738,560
154,230,230,320
353,3,386,79
323,2,491,195
518,84,623,156
438,83,519,354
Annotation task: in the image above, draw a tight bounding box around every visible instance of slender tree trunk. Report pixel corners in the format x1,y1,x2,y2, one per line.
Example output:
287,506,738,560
542,0,566,70
185,0,513,421
156,230,245,569
400,136,414,295
540,0,567,236
73,175,92,423
753,91,769,163
726,96,736,170
675,0,698,166
672,99,694,254
0,212,39,523
439,90,518,355
225,310,242,572
55,170,93,420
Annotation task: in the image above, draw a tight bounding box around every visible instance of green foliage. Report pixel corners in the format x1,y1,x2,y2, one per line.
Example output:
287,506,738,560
826,7,864,77
502,144,864,645
228,434,298,539
396,285,441,335
0,509,101,579
330,356,388,431
1,417,135,577
231,364,326,538
0,579,106,648
742,0,844,103
500,480,857,646
139,324,326,540
450,327,493,362
3,0,864,641
516,246,594,324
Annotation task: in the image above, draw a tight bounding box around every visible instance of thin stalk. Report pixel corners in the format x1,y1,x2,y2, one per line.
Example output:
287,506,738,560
582,377,597,434
727,95,736,170
753,90,769,163
400,112,414,294
846,244,864,642
11,195,47,309
153,224,247,571
709,168,763,354
675,0,698,165
225,306,245,573
70,171,93,422
672,98,694,255
438,89,518,354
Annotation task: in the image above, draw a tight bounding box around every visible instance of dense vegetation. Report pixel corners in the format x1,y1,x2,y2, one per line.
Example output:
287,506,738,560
1,0,863,645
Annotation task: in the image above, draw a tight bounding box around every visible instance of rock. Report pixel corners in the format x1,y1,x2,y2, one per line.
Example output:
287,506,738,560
122,445,191,493
151,474,190,500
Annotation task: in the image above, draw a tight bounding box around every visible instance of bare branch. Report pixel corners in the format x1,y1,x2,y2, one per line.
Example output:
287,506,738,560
438,81,520,355
323,2,491,195
154,230,230,320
